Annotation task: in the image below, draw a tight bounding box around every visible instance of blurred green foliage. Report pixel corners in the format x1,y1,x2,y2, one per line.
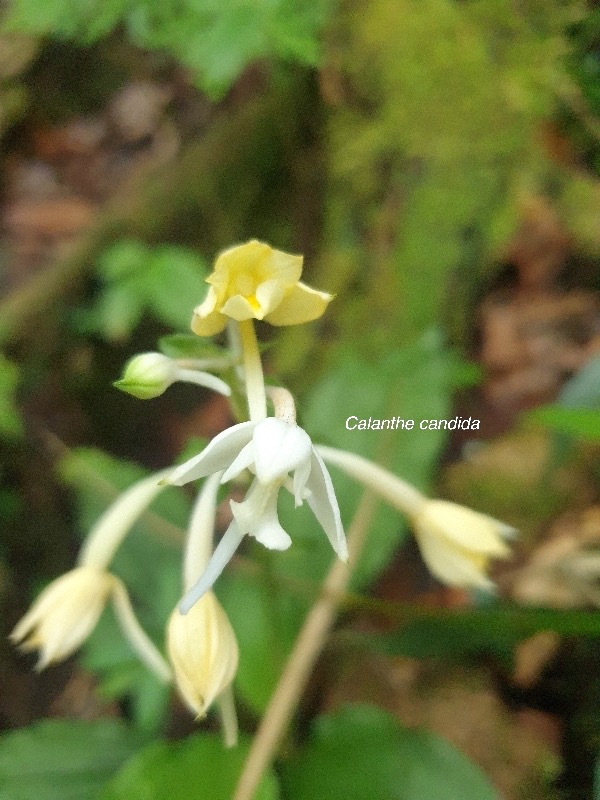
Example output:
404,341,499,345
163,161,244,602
0,354,22,437
374,606,600,663
0,719,147,800
281,705,497,800
102,733,280,800
2,0,333,98
78,241,208,341
273,0,591,368
529,406,600,440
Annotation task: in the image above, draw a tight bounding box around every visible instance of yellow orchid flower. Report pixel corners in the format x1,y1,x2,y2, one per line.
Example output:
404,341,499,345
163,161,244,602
192,239,332,335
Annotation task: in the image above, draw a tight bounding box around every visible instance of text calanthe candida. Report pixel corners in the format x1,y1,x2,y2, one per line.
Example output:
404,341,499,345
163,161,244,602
345,416,481,431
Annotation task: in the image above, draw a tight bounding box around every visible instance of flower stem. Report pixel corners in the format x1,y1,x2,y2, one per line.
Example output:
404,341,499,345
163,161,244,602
111,580,172,682
267,386,296,424
238,319,267,422
78,469,172,570
183,472,222,591
316,445,425,517
175,368,231,397
218,685,239,748
232,490,377,800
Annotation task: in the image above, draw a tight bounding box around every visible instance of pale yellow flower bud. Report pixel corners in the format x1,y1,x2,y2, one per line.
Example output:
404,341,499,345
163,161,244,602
114,352,179,399
412,500,514,589
10,567,115,669
167,592,239,718
192,239,333,335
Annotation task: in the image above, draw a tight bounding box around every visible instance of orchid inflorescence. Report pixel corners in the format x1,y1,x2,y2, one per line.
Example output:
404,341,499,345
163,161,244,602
11,239,514,745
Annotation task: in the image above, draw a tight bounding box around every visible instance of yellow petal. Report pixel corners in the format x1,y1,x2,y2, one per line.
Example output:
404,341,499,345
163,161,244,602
266,247,303,286
255,278,287,316
221,294,262,321
191,287,228,336
415,530,494,589
191,308,227,336
211,240,302,291
265,281,333,326
419,501,511,557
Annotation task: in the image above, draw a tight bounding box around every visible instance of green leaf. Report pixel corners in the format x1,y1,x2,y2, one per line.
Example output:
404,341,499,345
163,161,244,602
158,334,228,360
3,0,333,99
0,354,22,437
102,733,279,800
0,719,147,800
145,246,208,330
89,283,145,343
373,606,600,661
218,568,306,715
97,240,149,281
281,705,497,800
89,240,208,339
528,406,600,441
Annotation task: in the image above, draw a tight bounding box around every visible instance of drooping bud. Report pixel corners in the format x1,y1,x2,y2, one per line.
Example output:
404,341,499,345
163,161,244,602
10,567,115,669
167,592,239,718
412,500,514,589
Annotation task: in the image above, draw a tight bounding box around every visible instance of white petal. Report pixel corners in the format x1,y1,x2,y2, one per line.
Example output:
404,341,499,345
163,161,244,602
222,441,255,483
252,418,312,484
183,472,223,589
246,498,292,550
306,450,348,561
229,479,269,535
167,422,256,486
179,522,246,613
292,455,311,506
252,517,292,550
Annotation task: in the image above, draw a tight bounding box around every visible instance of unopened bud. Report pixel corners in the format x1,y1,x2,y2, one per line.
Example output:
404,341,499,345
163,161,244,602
114,352,178,399
167,592,238,718
10,567,115,669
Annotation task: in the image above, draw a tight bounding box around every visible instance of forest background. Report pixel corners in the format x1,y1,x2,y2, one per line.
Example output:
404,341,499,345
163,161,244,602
0,0,600,798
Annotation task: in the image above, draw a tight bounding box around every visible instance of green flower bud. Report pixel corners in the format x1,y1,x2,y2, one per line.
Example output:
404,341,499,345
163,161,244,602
114,352,178,399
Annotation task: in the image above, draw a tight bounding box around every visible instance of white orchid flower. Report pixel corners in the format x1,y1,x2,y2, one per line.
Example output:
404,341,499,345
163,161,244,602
166,417,347,612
